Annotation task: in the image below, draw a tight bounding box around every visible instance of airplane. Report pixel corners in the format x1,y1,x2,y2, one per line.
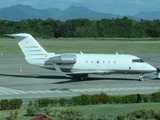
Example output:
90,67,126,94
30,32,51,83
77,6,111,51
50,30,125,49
6,33,157,81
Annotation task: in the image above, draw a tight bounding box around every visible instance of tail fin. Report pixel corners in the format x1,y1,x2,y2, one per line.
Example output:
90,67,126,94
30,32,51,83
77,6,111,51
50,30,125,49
7,33,48,66
7,33,47,57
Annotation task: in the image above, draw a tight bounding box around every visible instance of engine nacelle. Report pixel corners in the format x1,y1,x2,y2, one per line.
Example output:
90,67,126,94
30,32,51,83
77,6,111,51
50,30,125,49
48,54,77,64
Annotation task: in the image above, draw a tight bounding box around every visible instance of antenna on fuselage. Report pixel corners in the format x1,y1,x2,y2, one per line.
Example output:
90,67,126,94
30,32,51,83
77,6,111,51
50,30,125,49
115,52,119,55
80,51,83,54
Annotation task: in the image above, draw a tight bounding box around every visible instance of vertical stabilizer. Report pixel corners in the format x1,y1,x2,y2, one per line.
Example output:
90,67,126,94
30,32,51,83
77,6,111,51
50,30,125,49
7,33,48,66
7,33,47,57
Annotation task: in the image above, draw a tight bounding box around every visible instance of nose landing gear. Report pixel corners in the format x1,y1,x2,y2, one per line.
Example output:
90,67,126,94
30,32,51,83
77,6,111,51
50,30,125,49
138,68,160,81
139,76,144,81
155,68,160,79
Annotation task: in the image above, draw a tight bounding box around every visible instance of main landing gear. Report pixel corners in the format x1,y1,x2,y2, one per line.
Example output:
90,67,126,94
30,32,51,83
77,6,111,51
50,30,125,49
80,74,88,81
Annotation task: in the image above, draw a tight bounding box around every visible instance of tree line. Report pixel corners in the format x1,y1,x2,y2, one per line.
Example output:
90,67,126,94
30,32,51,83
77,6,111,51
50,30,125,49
0,17,160,38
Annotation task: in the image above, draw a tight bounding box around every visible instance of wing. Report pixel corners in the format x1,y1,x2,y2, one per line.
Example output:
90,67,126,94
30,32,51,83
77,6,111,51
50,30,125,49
54,64,111,75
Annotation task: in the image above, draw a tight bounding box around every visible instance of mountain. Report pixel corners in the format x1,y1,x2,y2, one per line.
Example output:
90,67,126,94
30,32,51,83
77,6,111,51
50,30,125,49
0,4,125,21
134,11,160,20
63,6,124,20
0,4,53,20
0,4,159,21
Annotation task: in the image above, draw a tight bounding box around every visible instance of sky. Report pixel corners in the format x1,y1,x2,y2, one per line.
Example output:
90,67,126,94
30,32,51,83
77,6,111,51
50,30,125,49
0,0,159,15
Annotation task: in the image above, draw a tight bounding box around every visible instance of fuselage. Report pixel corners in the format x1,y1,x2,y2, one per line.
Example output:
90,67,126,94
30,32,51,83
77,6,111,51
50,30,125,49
40,53,156,75
70,54,156,74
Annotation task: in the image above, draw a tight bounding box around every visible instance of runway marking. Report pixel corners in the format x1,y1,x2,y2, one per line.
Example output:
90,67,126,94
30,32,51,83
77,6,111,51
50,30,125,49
0,91,12,94
27,91,38,94
43,90,55,93
0,86,160,96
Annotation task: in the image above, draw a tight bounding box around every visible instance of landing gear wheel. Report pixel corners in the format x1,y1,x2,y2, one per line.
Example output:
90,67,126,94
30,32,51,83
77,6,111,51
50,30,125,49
139,76,144,81
80,74,88,81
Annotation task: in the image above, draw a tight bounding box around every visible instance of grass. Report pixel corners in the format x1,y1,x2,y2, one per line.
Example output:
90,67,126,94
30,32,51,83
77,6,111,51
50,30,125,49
0,103,160,119
37,37,160,41
44,41,160,54
0,38,160,54
67,103,160,116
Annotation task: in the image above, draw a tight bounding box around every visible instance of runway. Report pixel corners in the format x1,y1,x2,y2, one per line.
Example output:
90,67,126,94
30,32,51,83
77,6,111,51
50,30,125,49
0,54,160,106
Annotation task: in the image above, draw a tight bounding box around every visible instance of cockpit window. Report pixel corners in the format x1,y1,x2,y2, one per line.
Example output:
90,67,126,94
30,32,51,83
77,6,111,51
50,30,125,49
132,59,144,63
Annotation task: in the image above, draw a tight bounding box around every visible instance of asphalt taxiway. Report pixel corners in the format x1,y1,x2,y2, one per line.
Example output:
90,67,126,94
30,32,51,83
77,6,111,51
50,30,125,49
0,54,160,107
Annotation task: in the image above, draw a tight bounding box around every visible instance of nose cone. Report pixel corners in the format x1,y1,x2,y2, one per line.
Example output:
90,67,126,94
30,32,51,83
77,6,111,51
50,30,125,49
146,65,157,73
151,66,157,72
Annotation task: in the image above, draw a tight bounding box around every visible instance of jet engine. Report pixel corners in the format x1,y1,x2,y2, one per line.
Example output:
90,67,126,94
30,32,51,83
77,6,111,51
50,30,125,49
48,54,77,64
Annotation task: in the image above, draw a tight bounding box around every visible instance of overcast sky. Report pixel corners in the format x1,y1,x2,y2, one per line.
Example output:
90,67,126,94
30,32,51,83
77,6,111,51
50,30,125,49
0,0,159,15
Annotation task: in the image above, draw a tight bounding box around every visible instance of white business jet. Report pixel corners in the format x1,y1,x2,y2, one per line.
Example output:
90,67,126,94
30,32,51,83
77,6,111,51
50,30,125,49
7,33,157,81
